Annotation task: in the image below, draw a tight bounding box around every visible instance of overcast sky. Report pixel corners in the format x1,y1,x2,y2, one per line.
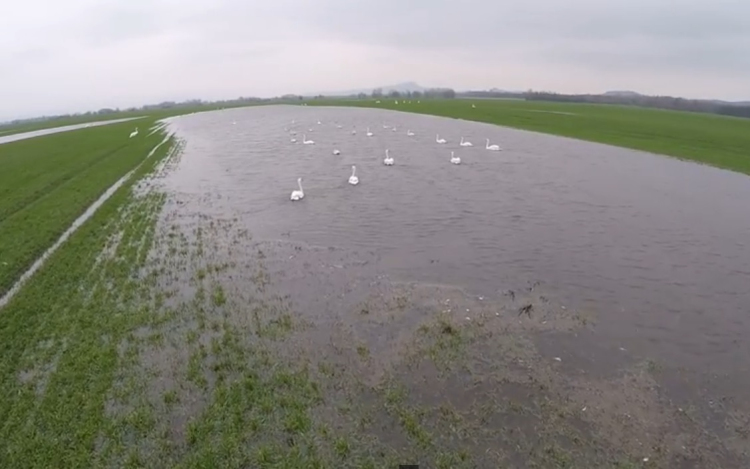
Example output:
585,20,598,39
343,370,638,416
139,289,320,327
2,0,748,120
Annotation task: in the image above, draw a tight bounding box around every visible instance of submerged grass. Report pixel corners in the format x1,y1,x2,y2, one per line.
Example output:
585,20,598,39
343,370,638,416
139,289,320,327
0,134,175,467
310,98,750,176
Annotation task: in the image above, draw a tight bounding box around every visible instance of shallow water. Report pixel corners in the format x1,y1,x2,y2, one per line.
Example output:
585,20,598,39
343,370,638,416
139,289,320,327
0,117,142,145
162,105,750,379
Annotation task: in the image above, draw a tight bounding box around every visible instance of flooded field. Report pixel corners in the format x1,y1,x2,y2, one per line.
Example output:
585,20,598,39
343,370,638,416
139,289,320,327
4,104,748,468
164,105,750,371
136,105,750,466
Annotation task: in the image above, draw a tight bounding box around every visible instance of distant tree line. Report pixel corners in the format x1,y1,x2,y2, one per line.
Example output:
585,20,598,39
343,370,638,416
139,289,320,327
458,90,525,99
368,87,457,99
5,85,749,129
523,91,750,119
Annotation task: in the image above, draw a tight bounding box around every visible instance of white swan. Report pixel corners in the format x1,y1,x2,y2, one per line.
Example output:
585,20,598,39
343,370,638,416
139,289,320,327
472,104,476,108
317,120,322,125
395,100,399,104
333,149,341,155
383,149,394,166
436,134,446,144
407,130,415,136
290,178,304,201
485,139,501,151
382,124,389,129
291,138,297,143
460,137,473,147
302,134,314,144
366,127,373,137
450,151,461,165
129,127,139,138
351,128,357,135
392,127,397,132
308,128,313,132
348,165,359,185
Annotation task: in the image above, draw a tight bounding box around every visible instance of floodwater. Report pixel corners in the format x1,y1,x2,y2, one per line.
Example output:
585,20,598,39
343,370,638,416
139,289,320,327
162,105,750,385
0,117,142,145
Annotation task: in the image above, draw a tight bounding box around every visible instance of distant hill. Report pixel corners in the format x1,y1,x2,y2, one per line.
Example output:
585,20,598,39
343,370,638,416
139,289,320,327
306,81,429,97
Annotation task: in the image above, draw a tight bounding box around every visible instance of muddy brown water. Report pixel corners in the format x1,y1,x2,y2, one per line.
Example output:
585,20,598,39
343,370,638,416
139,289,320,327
161,105,750,391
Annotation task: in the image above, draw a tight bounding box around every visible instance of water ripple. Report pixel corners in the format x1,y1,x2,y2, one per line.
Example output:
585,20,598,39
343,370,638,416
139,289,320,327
162,105,750,374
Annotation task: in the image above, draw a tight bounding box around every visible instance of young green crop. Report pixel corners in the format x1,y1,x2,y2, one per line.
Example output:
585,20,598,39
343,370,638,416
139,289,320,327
0,120,165,296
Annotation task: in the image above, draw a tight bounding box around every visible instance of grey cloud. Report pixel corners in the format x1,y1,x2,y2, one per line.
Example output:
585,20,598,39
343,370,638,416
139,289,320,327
1,0,749,120
300,0,750,73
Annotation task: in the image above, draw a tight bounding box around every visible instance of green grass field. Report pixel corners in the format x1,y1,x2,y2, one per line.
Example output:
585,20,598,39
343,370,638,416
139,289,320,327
0,119,167,297
310,98,750,176
0,102,266,138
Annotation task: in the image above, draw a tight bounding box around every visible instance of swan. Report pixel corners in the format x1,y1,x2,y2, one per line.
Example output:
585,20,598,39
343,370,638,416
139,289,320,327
436,134,446,144
485,139,501,151
395,100,399,104
472,104,476,108
366,127,373,137
383,124,389,129
376,100,381,103
333,149,341,155
302,134,314,144
308,128,313,132
392,127,397,132
336,124,342,129
383,149,394,166
348,165,359,185
290,178,304,201
460,137,473,147
129,127,139,138
317,120,322,125
450,151,461,165
407,130,415,136
351,128,357,135
291,138,297,143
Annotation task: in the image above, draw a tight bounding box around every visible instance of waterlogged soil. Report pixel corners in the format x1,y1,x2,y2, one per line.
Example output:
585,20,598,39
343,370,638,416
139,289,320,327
88,112,749,467
105,190,749,468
